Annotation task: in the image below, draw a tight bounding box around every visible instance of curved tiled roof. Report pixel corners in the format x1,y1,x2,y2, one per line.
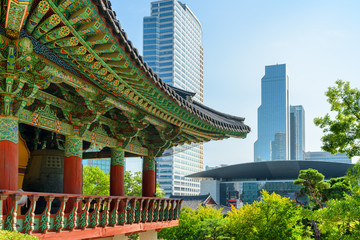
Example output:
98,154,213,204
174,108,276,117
92,0,251,134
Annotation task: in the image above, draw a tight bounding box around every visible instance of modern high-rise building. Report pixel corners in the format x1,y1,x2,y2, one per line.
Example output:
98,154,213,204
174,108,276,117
271,132,287,160
254,64,290,162
290,105,305,160
83,159,110,173
143,0,204,196
304,151,352,164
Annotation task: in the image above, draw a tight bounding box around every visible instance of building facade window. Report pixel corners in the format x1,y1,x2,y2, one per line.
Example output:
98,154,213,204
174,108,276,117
144,0,204,197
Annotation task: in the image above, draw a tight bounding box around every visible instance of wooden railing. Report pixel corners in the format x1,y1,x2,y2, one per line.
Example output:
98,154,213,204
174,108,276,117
0,190,182,235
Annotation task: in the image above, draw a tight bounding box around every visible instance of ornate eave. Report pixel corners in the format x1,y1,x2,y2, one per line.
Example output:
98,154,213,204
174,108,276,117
0,0,251,157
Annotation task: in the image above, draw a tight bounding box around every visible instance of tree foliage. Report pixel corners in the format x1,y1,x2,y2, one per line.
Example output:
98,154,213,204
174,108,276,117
225,190,306,240
294,169,330,209
315,190,360,239
159,192,310,240
83,167,164,197
124,171,142,197
196,218,228,240
314,79,360,158
313,164,360,239
346,162,360,189
294,168,356,239
124,171,164,197
0,230,39,240
83,166,110,196
322,177,351,201
159,206,227,240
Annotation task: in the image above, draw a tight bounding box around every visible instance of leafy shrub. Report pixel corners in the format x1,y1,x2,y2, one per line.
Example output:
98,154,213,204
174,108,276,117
0,230,39,240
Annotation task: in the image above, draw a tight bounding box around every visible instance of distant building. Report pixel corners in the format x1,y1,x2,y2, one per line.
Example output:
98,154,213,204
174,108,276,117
271,132,287,160
254,64,290,162
189,160,353,206
144,0,204,196
290,105,305,160
205,164,229,171
83,159,110,173
304,151,352,164
170,193,231,215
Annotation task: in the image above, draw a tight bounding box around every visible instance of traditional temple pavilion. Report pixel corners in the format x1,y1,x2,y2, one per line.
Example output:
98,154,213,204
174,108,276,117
0,0,250,239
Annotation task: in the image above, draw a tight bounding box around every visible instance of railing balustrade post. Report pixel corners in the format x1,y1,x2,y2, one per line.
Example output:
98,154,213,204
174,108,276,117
147,199,154,222
152,199,159,222
173,200,179,220
21,195,39,234
118,198,128,225
164,199,170,221
172,200,177,220
168,200,174,220
127,198,136,224
64,197,82,231
108,198,120,227
88,197,102,228
173,200,178,220
54,196,69,232
158,199,165,221
153,199,160,222
39,195,55,234
141,199,149,223
0,193,8,230
99,197,110,227
77,197,91,230
134,198,143,223
3,194,21,231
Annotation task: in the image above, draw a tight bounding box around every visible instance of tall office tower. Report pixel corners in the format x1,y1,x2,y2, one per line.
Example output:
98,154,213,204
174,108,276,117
290,105,305,160
271,132,287,160
143,0,204,196
254,64,290,162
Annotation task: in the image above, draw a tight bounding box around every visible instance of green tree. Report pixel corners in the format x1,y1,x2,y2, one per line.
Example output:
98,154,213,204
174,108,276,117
314,79,360,158
225,190,306,240
322,176,351,201
195,218,228,240
294,169,352,240
346,161,360,189
294,168,330,209
125,171,164,197
315,190,360,239
159,207,197,240
313,163,360,239
0,230,39,240
159,206,227,240
124,171,142,196
83,167,164,197
83,166,110,196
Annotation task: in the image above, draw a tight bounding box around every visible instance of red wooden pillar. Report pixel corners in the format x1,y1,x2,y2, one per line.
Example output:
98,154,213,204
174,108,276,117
142,156,156,197
0,116,19,191
63,136,83,194
110,148,125,196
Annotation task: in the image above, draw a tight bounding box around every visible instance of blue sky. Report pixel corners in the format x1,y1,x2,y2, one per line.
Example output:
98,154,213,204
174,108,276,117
110,1,360,171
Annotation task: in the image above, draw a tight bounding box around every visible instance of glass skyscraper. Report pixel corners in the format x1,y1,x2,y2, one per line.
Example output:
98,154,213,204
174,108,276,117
143,0,204,196
254,64,290,162
290,105,305,160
